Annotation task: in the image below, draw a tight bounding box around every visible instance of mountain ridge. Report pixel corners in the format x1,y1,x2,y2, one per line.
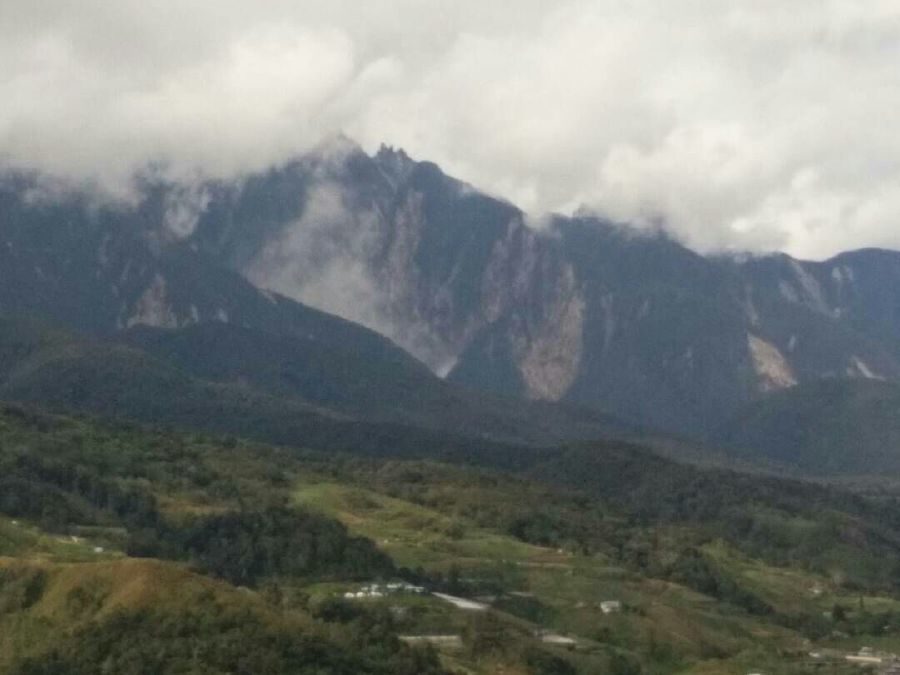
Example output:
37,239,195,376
171,140,900,437
5,139,900,450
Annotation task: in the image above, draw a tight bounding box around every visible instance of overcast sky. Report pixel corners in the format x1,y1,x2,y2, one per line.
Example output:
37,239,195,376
2,1,899,259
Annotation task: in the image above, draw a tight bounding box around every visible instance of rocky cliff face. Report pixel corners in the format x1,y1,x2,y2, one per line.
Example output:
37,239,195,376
187,140,580,379
453,220,900,435
185,141,900,436
4,141,900,439
167,140,900,437
0,170,438,387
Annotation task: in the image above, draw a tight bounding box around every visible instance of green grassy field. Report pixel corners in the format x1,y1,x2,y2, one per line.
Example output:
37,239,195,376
0,516,122,563
4,406,900,673
294,482,554,570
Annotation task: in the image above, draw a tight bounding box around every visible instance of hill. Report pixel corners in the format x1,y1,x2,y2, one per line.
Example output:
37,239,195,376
170,141,900,438
716,378,900,475
3,405,900,672
0,170,632,449
0,557,443,675
7,148,900,442
121,320,634,444
0,316,561,468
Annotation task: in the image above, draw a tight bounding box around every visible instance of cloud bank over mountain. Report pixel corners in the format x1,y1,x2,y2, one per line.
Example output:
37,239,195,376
2,0,899,258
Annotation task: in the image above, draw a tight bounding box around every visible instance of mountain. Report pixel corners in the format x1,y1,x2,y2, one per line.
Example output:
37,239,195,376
9,152,900,670
168,139,900,438
6,140,900,449
120,321,634,445
186,138,548,375
740,248,900,367
716,378,900,475
0,313,639,472
6,403,900,673
0,173,630,451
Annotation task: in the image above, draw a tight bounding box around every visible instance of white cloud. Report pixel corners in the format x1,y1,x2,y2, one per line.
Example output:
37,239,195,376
2,0,899,257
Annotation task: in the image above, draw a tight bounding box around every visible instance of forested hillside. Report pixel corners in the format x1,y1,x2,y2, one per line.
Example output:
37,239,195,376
0,315,628,470
717,378,900,475
2,404,900,672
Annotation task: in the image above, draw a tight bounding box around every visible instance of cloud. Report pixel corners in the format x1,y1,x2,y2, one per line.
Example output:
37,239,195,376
2,0,900,257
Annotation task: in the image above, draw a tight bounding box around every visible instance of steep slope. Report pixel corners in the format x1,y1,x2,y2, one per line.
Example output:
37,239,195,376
0,316,640,473
121,321,632,444
0,175,628,448
7,145,900,441
188,139,561,375
716,378,900,475
451,219,757,434
738,249,900,378
188,144,747,431
452,226,900,435
0,172,448,370
0,316,367,447
176,141,900,438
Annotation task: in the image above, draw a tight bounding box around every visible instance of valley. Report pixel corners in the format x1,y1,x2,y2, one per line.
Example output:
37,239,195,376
4,5,899,672
4,145,900,673
3,405,900,672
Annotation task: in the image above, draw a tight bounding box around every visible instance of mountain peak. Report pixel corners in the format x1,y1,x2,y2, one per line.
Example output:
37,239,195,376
303,133,367,168
374,143,417,185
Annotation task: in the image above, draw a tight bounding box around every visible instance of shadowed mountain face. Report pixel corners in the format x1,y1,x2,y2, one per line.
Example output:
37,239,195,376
186,139,557,377
0,173,629,450
3,140,900,441
715,378,900,475
0,313,627,468
172,141,900,438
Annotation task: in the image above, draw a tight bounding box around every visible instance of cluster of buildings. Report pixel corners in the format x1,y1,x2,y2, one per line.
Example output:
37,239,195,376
803,647,900,673
343,581,426,600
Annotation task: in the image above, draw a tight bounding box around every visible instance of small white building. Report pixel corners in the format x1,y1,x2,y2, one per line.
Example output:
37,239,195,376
540,633,577,646
845,655,881,665
845,647,883,666
600,600,622,614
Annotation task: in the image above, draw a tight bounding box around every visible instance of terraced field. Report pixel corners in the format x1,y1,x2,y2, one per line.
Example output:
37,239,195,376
294,480,888,674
